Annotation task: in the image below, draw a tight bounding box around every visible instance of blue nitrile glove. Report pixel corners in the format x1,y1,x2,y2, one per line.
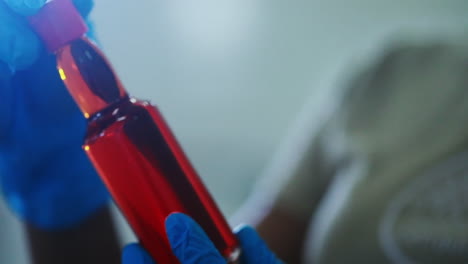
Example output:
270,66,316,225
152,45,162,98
0,0,108,229
122,213,283,264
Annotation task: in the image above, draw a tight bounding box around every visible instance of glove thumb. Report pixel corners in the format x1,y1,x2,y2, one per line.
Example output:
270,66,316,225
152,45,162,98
165,213,226,264
235,225,283,264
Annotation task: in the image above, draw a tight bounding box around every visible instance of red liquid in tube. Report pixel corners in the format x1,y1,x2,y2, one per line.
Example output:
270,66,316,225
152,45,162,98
56,37,240,264
29,2,240,261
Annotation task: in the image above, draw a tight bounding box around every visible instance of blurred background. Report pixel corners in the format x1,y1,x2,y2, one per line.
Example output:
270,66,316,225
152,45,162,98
1,0,467,263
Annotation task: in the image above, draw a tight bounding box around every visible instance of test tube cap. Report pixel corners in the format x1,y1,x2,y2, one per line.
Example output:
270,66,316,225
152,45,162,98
29,0,87,52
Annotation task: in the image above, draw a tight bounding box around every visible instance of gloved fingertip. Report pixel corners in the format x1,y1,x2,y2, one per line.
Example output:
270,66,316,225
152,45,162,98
165,213,213,247
122,243,156,264
165,213,195,232
165,213,198,249
235,225,284,264
234,225,261,247
4,0,47,15
165,213,225,263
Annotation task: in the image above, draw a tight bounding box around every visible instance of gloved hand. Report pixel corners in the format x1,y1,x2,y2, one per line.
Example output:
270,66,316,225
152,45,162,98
122,213,283,264
0,0,108,229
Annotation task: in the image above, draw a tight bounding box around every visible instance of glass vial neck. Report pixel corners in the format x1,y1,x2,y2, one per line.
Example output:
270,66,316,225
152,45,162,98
56,37,128,118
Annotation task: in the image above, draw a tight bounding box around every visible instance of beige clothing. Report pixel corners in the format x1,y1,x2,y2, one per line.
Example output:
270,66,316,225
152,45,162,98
274,40,468,263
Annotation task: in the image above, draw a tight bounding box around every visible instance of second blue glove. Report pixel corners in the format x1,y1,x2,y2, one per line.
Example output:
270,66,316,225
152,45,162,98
122,213,283,264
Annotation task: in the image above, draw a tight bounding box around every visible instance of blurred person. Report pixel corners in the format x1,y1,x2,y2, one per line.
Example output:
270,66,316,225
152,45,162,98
236,39,468,263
